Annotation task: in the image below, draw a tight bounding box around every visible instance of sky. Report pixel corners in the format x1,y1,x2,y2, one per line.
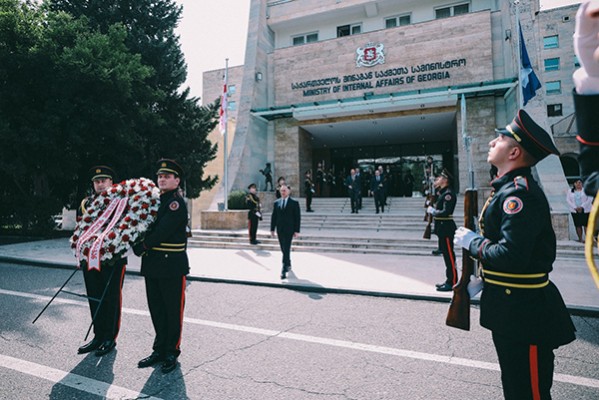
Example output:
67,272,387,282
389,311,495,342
175,0,582,103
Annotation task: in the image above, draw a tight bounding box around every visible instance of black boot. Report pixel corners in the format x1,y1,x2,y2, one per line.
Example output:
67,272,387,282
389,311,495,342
77,337,102,354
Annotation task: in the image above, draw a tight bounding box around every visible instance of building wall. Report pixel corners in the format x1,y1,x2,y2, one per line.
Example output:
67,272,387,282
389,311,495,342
272,11,494,106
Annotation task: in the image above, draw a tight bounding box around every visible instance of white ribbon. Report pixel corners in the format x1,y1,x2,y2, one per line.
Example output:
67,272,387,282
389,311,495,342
88,197,128,271
76,197,122,266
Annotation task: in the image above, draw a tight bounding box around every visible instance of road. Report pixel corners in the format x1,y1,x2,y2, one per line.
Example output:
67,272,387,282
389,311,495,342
0,262,598,399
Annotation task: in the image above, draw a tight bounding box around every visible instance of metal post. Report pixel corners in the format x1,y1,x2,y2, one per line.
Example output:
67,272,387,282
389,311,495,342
515,0,524,109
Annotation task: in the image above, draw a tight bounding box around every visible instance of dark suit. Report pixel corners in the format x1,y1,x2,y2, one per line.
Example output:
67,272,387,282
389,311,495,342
134,189,189,358
345,175,360,213
370,176,385,213
270,197,301,271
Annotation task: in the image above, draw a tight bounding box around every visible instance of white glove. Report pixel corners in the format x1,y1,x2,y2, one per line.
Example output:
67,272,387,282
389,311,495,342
573,1,599,94
467,275,484,298
454,226,477,249
426,206,435,215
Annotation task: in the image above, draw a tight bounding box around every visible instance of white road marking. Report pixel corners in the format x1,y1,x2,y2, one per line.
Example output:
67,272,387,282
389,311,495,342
0,354,162,400
2,288,599,390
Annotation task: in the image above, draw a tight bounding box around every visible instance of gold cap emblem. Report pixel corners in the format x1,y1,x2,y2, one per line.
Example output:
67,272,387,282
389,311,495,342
95,169,101,173
161,162,167,167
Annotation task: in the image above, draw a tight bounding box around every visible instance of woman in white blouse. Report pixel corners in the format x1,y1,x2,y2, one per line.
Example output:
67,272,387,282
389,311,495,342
567,179,593,242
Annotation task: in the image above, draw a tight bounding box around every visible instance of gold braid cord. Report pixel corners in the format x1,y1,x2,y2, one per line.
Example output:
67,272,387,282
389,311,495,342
585,194,599,290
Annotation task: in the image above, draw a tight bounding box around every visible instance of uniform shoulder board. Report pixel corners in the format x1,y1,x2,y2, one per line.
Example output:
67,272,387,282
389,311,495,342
513,176,529,191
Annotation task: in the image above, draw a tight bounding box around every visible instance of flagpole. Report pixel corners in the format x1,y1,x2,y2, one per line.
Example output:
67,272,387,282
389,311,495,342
515,0,524,109
224,58,229,211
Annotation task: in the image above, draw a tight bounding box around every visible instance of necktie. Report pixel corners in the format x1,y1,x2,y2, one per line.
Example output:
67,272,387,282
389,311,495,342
282,199,286,210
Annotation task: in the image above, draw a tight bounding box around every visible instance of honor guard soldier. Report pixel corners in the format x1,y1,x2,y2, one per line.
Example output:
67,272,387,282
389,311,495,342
426,169,457,292
304,170,315,212
455,110,576,399
246,183,262,244
133,159,189,374
77,165,127,357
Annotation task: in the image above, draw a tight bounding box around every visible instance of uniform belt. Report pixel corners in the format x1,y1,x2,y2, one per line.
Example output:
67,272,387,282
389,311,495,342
151,242,186,252
433,215,453,221
482,269,549,289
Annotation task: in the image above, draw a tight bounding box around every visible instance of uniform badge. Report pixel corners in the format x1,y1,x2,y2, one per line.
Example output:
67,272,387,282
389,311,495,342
169,201,180,211
445,194,452,201
503,196,523,214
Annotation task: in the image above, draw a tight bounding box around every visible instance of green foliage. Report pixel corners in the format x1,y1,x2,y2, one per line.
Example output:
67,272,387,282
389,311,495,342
0,0,218,232
227,190,248,210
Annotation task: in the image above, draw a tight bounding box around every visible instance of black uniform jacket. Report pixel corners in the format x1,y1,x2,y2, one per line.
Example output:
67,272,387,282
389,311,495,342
270,197,301,236
432,186,457,237
468,167,575,348
573,90,599,196
77,196,127,269
246,193,261,219
137,189,189,279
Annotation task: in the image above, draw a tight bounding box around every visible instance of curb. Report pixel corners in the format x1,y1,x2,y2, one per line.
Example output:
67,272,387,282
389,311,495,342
2,255,598,318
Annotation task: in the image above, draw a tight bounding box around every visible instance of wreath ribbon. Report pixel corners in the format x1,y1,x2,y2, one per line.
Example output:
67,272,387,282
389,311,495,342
88,198,128,271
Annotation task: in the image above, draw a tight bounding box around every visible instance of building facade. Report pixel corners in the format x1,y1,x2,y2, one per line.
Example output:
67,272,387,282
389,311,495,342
195,0,582,239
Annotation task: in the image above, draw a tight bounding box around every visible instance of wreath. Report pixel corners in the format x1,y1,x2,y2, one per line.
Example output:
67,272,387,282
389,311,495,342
70,177,161,270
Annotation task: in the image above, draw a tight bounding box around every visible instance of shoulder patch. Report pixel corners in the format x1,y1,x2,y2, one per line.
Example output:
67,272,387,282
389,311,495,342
503,196,523,214
444,194,452,201
169,201,180,211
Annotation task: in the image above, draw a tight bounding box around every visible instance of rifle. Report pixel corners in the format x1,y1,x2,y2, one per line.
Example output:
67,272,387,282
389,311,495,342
423,192,435,239
446,189,478,330
446,94,478,330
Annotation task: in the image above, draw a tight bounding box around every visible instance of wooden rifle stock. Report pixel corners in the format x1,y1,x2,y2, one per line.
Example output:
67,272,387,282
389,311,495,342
422,194,435,239
446,189,478,330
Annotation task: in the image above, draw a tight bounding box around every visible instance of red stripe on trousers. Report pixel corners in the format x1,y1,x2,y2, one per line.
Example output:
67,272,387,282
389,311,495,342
529,345,541,400
445,237,457,285
175,276,186,351
113,265,126,341
248,220,251,237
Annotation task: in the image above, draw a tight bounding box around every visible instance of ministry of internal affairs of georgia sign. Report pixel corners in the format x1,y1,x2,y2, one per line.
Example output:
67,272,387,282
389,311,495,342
356,43,385,68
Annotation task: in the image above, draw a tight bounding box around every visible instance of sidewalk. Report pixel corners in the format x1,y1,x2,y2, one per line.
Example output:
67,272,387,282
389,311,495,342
0,238,597,314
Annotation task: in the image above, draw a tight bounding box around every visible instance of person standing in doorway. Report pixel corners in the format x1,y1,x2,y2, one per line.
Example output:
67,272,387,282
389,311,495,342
304,170,315,212
270,184,301,279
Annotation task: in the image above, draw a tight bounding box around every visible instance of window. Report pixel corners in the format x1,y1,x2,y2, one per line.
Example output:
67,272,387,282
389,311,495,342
546,81,561,94
543,35,559,49
227,101,237,111
337,23,361,38
385,14,411,28
574,55,580,68
227,85,236,96
435,3,470,19
547,104,562,117
544,58,559,71
292,32,318,46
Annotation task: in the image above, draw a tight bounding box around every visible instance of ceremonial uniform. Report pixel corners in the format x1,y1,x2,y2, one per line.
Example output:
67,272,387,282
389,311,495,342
456,110,576,400
246,184,262,244
431,183,457,288
304,175,314,212
134,159,188,373
76,166,126,356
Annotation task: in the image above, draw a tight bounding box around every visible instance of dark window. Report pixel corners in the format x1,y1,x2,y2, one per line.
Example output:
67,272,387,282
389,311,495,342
435,3,469,19
544,58,559,71
543,35,559,49
547,104,562,117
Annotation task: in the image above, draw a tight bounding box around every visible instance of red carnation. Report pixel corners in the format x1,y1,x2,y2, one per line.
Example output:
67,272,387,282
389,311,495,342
108,232,116,240
131,220,139,226
122,234,130,242
140,213,148,220
124,216,131,222
83,248,89,256
100,248,106,255
120,224,129,230
134,195,141,201
141,186,147,191
141,203,149,209
150,210,157,216
128,189,135,195
101,190,108,197
103,198,110,205
72,235,79,241
146,191,152,196
70,242,76,249
120,190,126,196
83,226,89,231
108,245,116,253
111,187,118,194
84,216,92,223
87,207,94,213
151,199,157,205
131,206,139,212
76,216,82,222
120,180,126,185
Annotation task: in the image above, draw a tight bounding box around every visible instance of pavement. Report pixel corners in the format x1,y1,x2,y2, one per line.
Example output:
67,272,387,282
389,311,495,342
1,233,598,315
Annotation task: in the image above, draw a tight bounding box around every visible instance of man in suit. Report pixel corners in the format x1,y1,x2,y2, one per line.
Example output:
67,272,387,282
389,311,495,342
133,159,189,374
369,169,385,214
270,184,301,280
345,169,359,213
76,165,127,357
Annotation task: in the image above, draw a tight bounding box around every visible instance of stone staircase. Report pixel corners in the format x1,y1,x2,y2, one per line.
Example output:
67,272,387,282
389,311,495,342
189,196,585,260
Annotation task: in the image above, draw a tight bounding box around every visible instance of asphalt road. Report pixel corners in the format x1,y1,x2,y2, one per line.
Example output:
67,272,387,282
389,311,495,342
0,262,598,400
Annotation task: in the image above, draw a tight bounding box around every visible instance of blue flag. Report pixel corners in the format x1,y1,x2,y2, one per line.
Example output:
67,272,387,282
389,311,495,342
519,22,542,106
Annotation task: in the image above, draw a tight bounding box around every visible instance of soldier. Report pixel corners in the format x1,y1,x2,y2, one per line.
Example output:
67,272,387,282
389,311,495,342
76,165,127,357
304,170,315,212
133,159,189,374
426,169,457,292
246,183,262,244
259,163,273,192
454,110,576,399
